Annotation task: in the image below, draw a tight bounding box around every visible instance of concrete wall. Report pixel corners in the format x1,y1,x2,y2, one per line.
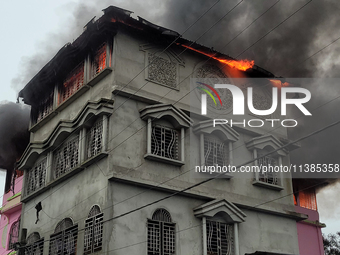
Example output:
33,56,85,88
18,28,301,255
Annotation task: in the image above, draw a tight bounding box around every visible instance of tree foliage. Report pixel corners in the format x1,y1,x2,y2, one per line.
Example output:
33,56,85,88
324,232,340,255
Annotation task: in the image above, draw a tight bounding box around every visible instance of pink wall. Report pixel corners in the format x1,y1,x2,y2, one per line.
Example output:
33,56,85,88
0,175,23,254
296,206,324,255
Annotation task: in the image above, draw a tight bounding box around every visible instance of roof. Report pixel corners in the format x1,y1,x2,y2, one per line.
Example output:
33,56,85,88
18,5,276,104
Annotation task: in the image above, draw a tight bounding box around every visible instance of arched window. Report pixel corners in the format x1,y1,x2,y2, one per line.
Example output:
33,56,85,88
25,232,44,255
84,205,104,254
49,218,78,255
147,209,175,255
8,219,20,250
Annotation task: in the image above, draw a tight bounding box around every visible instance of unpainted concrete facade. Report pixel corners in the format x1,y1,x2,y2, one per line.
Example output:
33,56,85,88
17,6,304,255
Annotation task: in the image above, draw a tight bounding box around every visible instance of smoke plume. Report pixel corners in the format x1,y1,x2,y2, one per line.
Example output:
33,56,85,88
0,102,30,192
7,0,340,194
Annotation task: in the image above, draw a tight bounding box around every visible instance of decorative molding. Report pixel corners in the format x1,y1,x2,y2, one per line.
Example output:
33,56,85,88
18,99,114,169
140,104,193,128
193,120,239,142
194,199,246,223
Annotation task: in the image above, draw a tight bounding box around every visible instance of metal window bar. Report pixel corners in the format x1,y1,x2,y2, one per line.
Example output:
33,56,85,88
84,212,104,254
59,62,85,104
258,155,278,185
91,42,107,78
35,91,54,123
26,158,47,196
54,136,80,179
86,118,103,159
25,238,44,255
151,125,179,160
207,221,233,255
147,219,175,255
8,220,20,250
204,137,229,167
49,225,78,255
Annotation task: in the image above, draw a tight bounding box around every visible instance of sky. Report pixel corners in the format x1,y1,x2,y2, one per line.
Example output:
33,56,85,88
0,0,340,236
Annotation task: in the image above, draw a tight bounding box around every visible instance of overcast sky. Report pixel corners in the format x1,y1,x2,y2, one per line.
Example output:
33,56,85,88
0,0,339,236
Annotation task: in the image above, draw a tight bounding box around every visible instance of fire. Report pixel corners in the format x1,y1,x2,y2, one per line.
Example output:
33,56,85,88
269,79,291,87
180,44,254,71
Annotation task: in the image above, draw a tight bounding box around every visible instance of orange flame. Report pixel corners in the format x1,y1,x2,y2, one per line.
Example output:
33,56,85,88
269,79,291,87
180,44,254,71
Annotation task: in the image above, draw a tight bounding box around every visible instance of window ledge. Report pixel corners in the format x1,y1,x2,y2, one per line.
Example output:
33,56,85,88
252,180,284,191
56,85,90,112
29,111,58,132
82,152,108,168
88,67,112,87
144,153,184,166
22,153,109,203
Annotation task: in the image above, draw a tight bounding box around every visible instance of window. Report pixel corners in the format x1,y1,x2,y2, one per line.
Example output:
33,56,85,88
147,209,175,255
86,118,104,160
206,221,234,255
25,232,44,255
151,125,179,160
298,188,317,210
54,135,80,178
26,157,47,195
59,62,85,105
140,104,192,166
33,90,54,124
246,135,286,190
193,120,239,176
204,135,229,167
8,219,20,250
84,205,104,254
258,154,278,185
91,42,108,78
49,218,78,255
193,200,246,255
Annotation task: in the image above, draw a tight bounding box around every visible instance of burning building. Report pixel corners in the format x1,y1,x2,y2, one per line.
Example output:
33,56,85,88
15,6,315,255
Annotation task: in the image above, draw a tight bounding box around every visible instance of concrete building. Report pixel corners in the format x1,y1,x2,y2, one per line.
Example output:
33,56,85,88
0,170,23,255
16,6,307,255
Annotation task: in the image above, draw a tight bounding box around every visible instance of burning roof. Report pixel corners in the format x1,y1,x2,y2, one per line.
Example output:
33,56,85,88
18,5,278,104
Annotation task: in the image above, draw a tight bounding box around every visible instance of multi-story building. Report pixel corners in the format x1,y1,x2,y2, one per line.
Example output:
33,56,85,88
16,6,307,255
0,170,23,255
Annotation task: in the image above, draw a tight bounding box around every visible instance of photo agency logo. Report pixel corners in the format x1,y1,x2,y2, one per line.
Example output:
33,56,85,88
196,81,312,128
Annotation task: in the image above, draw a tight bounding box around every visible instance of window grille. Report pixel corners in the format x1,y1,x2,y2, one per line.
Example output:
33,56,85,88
206,221,234,255
8,219,20,250
258,155,278,185
299,189,317,210
91,43,107,78
86,118,103,159
35,91,54,123
151,125,179,160
59,62,85,104
25,233,44,255
26,158,47,195
49,219,78,255
147,209,175,255
54,136,80,178
84,205,103,254
204,136,229,166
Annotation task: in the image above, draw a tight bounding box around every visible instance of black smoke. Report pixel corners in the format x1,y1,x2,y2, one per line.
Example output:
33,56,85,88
8,0,340,190
0,102,30,192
